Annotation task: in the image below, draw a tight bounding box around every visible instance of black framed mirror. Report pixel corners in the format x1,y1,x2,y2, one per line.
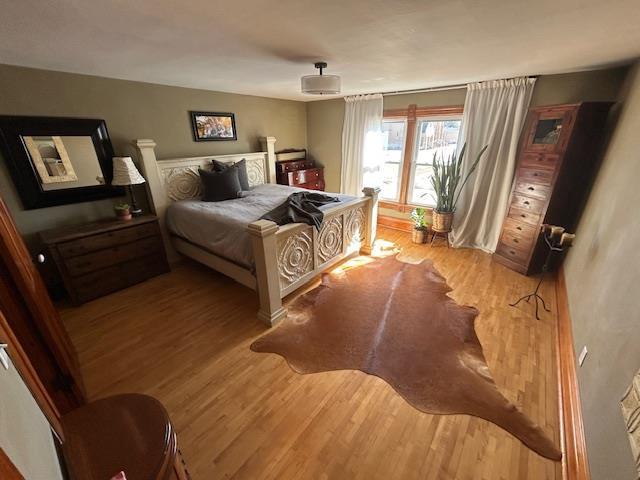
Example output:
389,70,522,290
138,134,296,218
0,116,124,209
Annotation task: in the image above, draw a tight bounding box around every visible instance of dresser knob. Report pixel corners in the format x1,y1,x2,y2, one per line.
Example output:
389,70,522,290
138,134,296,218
516,226,522,231
36,253,46,264
523,201,530,205
528,186,535,191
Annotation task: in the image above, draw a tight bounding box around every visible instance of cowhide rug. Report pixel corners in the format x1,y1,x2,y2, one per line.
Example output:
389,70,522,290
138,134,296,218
250,255,561,460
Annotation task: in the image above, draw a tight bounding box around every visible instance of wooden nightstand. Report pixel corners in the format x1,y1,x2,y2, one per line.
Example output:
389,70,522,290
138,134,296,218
39,215,169,305
61,394,190,480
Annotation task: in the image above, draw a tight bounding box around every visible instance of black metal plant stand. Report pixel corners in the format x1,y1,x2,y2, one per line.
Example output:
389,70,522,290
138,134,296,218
509,233,565,320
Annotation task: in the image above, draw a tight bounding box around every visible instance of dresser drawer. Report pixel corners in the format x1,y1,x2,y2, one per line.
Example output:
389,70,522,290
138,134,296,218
521,153,560,170
298,180,326,191
502,216,538,238
57,222,159,258
499,226,537,253
72,264,126,301
276,160,315,173
289,168,323,186
510,194,545,213
514,180,551,200
73,253,168,303
65,236,163,277
495,242,530,264
507,206,540,226
516,167,554,186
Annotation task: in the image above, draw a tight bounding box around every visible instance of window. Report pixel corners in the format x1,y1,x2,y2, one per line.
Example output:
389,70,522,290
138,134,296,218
381,119,406,201
409,117,462,205
379,105,463,209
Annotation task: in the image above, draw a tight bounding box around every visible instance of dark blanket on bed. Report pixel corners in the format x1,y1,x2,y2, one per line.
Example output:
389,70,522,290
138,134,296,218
260,191,341,230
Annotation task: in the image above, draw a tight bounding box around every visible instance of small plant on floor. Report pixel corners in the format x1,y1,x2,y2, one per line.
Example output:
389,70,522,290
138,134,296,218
114,202,132,221
410,207,429,244
428,143,488,233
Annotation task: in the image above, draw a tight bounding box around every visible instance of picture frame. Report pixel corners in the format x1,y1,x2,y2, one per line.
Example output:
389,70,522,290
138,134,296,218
190,111,237,142
0,116,123,209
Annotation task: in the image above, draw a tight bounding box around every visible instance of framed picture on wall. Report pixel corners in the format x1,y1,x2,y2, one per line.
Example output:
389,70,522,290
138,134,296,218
190,111,237,142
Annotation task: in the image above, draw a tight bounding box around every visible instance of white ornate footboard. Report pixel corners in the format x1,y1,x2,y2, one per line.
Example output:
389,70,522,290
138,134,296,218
248,188,379,325
135,137,379,326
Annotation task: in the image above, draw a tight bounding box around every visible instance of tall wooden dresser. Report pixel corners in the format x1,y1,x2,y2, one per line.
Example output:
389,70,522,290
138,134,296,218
275,150,325,191
494,102,613,275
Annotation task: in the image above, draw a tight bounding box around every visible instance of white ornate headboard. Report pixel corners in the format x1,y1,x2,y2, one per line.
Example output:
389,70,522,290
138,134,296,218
135,136,276,212
134,136,276,259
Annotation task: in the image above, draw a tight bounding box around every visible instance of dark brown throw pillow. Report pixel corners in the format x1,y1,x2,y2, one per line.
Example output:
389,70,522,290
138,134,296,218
211,158,250,191
198,167,241,202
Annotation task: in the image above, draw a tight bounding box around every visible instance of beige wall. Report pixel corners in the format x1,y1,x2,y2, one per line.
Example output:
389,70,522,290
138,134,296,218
563,62,640,480
0,353,63,479
307,67,628,220
0,64,307,238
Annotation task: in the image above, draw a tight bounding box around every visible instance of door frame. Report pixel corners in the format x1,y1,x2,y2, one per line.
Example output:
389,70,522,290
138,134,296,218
0,191,85,416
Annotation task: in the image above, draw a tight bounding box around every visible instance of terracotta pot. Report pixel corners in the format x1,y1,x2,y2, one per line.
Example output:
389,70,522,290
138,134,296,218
432,211,454,232
412,228,427,244
116,210,132,221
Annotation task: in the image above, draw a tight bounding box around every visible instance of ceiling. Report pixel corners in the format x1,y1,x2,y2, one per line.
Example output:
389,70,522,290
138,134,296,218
1,0,639,101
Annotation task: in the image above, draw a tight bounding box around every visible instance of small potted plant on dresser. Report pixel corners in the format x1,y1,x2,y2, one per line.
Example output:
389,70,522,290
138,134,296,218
114,203,132,221
430,144,488,234
410,207,429,244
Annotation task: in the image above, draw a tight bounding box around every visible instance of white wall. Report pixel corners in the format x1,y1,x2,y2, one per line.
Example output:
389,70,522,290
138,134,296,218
0,352,64,479
564,61,640,480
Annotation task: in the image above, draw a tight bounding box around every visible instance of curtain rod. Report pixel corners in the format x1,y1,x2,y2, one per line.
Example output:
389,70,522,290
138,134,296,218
378,75,538,97
382,84,467,96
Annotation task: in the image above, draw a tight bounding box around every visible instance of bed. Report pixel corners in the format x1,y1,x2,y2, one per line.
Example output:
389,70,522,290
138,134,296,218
135,137,380,326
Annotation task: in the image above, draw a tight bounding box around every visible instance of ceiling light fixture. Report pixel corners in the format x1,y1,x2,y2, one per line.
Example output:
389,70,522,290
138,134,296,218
301,62,341,95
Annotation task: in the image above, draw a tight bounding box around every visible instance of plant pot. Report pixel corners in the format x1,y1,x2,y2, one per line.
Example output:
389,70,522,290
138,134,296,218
412,228,427,244
432,211,454,232
116,210,132,221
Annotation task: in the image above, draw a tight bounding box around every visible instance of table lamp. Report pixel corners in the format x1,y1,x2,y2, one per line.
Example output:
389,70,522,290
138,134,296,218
112,157,146,216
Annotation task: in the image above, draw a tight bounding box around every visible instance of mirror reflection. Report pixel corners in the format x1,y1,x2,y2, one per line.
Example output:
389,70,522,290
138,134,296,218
22,135,105,191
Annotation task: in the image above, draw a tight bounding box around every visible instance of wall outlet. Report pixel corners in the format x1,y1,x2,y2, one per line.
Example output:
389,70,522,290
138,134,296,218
578,345,588,367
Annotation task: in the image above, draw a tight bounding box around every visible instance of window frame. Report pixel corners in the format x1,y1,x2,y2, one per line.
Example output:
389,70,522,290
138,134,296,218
379,104,464,213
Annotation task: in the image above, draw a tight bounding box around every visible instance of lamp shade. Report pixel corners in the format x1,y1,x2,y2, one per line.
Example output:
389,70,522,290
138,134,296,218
301,62,341,95
301,74,341,95
112,157,146,186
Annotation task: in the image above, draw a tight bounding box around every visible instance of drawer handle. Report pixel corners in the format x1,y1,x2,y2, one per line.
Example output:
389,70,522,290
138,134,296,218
513,238,519,243
516,226,522,231
528,187,535,191
509,250,516,255
520,214,526,218
533,172,539,176
523,201,530,205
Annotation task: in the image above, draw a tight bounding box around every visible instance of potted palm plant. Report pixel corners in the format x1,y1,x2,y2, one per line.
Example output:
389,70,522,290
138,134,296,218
430,144,488,233
410,207,429,244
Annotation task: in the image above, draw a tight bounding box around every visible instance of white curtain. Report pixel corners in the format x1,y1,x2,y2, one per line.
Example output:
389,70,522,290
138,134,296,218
450,78,536,252
341,94,384,195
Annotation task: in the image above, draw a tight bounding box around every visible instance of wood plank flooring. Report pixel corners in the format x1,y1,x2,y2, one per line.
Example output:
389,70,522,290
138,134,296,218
59,227,562,480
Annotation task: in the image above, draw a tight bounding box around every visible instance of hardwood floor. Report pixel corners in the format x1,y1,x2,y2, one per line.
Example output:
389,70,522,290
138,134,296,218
59,227,562,480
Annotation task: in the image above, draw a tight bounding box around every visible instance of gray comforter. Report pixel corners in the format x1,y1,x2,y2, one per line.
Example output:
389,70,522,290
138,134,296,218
166,183,353,268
